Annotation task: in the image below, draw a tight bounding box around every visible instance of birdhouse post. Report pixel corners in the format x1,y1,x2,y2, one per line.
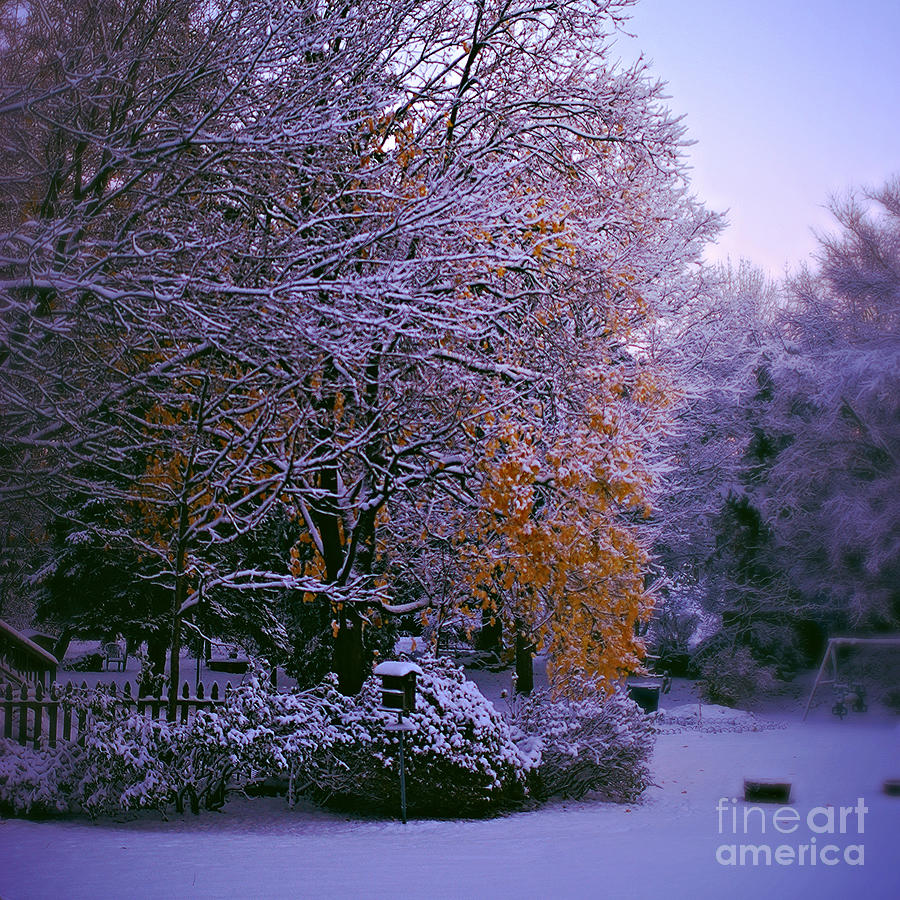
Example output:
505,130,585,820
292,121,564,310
374,660,422,823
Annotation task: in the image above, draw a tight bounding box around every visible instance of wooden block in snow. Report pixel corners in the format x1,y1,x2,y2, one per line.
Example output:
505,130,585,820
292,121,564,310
743,779,792,803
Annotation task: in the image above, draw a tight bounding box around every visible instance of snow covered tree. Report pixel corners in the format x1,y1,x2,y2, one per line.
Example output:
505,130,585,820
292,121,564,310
0,0,406,705
1,0,718,698
655,180,900,678
646,263,791,665
354,0,719,694
649,263,780,579
763,179,900,629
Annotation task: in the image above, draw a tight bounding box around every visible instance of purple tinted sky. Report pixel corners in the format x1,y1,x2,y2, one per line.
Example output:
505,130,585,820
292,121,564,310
614,0,900,274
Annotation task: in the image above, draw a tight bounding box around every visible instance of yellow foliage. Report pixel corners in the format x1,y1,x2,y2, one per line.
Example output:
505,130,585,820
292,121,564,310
460,389,659,694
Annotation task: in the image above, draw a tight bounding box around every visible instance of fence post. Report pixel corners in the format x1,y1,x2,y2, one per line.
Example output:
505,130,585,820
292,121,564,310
62,682,73,743
150,684,162,722
32,681,43,749
17,683,28,745
3,684,12,740
2,676,227,748
76,681,88,745
48,683,59,748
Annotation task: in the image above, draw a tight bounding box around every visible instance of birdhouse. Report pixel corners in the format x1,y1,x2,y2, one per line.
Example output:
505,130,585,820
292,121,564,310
373,661,422,715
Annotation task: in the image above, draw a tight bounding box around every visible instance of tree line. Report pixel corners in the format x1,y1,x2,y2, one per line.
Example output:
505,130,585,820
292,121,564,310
1,0,894,707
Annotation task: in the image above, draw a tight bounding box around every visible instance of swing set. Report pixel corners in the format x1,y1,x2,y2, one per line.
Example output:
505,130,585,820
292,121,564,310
803,635,900,720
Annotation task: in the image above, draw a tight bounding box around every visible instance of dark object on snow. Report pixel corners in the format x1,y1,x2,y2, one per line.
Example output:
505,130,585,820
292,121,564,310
206,658,249,674
655,651,691,679
63,651,103,672
627,682,660,713
207,645,249,674
454,650,503,671
246,776,289,797
883,779,900,797
744,779,792,803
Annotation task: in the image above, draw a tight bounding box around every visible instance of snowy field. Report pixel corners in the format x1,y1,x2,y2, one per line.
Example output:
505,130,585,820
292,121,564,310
1,671,898,900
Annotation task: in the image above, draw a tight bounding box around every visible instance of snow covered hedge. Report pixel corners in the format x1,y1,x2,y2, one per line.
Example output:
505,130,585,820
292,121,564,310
0,672,343,818
300,657,526,817
0,660,655,819
0,687,176,818
0,739,75,817
178,671,344,812
695,645,777,707
506,689,655,803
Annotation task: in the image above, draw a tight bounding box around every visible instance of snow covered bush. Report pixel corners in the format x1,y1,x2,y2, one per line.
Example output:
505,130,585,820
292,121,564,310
72,688,178,817
181,667,344,811
0,686,177,818
0,662,654,820
696,645,777,708
299,658,526,817
0,738,76,817
506,689,655,803
0,671,346,818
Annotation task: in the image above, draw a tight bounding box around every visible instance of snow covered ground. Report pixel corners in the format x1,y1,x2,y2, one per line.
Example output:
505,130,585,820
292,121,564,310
1,673,898,899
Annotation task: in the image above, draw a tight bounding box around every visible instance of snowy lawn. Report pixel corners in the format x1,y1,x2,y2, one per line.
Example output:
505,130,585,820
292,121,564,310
1,702,897,900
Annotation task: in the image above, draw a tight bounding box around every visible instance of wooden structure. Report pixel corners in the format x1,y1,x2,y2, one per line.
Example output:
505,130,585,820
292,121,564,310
803,635,900,720
0,618,58,688
103,641,127,671
1,679,226,750
744,779,792,803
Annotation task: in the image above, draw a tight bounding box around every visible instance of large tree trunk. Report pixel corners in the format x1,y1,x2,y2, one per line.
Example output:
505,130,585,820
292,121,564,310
52,626,72,663
515,628,534,695
167,575,187,721
476,606,503,652
167,499,191,720
146,631,168,681
334,603,364,694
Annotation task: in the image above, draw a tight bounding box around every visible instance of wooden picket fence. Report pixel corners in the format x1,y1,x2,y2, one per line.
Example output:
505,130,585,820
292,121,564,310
1,680,228,750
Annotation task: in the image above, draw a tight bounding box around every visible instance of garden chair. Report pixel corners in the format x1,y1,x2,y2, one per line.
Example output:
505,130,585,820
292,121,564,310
103,641,126,671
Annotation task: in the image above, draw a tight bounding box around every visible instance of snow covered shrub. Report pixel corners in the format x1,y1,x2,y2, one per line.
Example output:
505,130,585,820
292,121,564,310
506,690,654,803
0,670,347,819
697,645,777,707
0,738,75,817
0,687,177,818
66,686,178,816
181,666,344,810
300,658,525,817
